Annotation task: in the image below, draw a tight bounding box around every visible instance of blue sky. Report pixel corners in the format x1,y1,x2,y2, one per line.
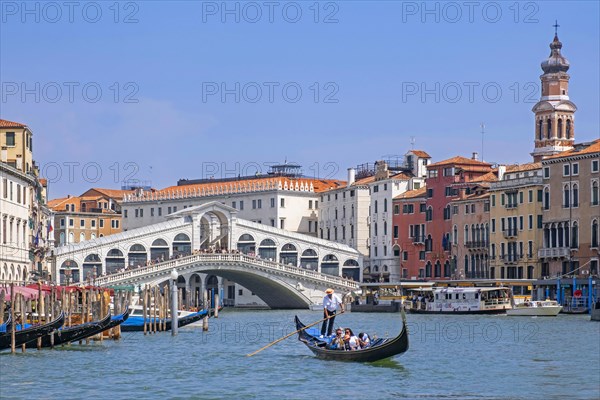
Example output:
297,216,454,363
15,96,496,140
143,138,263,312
1,1,598,198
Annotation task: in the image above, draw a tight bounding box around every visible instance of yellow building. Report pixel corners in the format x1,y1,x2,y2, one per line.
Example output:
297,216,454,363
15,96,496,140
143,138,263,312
489,163,543,280
0,119,34,174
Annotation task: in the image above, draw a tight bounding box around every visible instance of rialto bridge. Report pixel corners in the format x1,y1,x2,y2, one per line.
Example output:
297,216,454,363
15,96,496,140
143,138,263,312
52,202,361,308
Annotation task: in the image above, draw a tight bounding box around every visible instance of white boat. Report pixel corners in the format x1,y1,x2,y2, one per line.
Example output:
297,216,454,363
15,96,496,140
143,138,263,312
406,286,513,314
507,300,562,316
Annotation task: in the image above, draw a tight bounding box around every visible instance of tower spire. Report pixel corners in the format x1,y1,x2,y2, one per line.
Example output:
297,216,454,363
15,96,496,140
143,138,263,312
530,29,576,162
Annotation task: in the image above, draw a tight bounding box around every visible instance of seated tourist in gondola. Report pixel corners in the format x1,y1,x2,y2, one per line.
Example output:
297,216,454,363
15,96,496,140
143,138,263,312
344,328,360,351
327,328,345,350
358,332,371,349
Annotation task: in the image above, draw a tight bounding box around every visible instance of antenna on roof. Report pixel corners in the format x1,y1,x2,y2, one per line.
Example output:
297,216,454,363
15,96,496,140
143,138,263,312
480,123,485,162
410,136,416,149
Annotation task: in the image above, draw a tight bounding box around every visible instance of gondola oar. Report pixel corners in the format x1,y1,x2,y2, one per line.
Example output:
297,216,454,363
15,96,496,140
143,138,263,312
246,312,341,357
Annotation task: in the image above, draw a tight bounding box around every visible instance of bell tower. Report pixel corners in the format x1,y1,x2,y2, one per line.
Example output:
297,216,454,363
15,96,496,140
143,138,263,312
531,23,576,162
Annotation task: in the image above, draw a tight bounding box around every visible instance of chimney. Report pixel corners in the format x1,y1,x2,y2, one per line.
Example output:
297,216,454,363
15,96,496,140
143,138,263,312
472,152,479,161
498,165,506,181
0,147,7,163
347,168,356,187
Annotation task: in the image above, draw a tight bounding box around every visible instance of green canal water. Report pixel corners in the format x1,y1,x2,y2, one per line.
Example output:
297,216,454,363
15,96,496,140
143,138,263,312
1,310,599,399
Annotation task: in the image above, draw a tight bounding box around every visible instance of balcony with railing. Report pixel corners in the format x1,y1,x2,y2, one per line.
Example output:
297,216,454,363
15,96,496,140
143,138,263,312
465,240,488,250
412,235,426,245
503,229,518,239
505,203,518,209
538,247,570,258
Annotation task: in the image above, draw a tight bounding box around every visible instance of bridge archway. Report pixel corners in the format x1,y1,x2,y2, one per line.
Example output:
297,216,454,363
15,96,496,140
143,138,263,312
321,254,339,276
83,254,101,281
280,243,298,266
201,269,312,309
173,233,191,257
342,259,360,281
189,273,202,307
151,238,169,261
106,249,125,274
237,234,256,255
300,249,318,271
128,244,147,267
258,239,277,260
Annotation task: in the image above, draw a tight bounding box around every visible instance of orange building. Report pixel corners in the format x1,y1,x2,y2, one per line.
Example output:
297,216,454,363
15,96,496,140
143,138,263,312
49,188,132,246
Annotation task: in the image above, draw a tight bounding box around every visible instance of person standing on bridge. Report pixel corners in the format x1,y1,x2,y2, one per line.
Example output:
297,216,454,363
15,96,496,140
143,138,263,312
321,288,344,337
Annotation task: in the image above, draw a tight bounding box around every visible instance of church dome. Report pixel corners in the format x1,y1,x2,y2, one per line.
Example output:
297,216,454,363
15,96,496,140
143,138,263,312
541,35,570,74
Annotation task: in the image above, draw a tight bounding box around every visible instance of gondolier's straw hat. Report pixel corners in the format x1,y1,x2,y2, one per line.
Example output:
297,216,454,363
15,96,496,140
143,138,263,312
326,288,334,294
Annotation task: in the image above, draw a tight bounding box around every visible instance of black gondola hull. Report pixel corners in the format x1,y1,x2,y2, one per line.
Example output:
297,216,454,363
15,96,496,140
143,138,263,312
0,312,66,350
294,311,409,362
28,308,131,348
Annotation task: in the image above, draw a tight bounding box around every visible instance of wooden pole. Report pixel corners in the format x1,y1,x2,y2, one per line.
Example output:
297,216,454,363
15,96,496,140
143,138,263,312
49,287,55,349
202,290,209,332
143,285,147,335
10,283,15,354
21,294,27,352
214,294,219,318
246,313,338,357
0,289,5,325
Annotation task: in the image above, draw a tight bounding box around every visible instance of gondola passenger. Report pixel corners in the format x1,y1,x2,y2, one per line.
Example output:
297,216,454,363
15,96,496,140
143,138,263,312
327,328,345,350
358,332,371,349
344,328,360,351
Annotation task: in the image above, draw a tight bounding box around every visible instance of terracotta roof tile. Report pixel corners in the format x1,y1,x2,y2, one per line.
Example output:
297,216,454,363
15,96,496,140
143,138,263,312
147,177,344,199
0,119,27,128
505,162,541,173
544,139,600,160
394,186,427,200
428,156,492,168
410,150,431,158
82,188,133,199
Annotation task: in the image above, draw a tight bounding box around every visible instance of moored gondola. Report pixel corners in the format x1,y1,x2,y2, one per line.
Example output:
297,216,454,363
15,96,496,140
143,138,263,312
294,310,409,362
120,308,208,332
0,312,66,350
27,308,131,348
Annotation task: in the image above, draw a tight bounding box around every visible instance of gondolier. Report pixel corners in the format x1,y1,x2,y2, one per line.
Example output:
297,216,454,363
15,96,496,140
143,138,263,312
321,288,344,337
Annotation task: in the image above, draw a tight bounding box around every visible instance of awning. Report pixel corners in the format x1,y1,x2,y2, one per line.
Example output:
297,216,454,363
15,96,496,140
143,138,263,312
0,286,40,301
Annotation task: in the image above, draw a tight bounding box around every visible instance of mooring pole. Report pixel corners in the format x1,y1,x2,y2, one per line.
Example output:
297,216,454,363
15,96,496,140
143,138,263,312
170,269,178,336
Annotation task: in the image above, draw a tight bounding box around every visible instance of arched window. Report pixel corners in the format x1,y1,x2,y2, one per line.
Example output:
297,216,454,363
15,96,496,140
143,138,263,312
300,249,319,270
464,255,469,277
321,254,340,276
547,118,552,139
383,221,387,236
464,225,469,244
384,198,388,212
572,184,579,207
544,187,550,210
566,119,572,138
453,225,458,245
434,260,441,277
557,118,563,138
425,261,432,278
444,260,451,278
280,243,298,266
592,220,599,248
571,222,578,248
79,232,85,242
259,239,277,260
563,184,570,208
237,234,256,255
592,181,599,206
538,120,543,140
374,200,378,214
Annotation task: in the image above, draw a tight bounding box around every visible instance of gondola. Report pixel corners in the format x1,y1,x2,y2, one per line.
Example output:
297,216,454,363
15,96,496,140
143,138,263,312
294,310,409,362
27,308,131,348
120,308,208,332
0,312,65,350
0,313,12,333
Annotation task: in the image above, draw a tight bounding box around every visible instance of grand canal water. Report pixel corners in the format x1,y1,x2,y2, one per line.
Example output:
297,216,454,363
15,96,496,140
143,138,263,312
1,310,599,399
